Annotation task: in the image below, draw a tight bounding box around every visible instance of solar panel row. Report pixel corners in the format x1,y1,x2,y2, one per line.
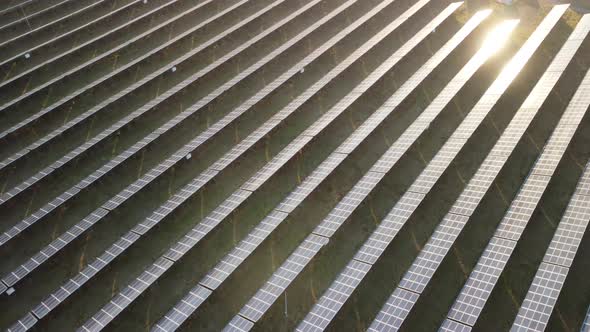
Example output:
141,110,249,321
511,161,590,331
0,0,37,16
0,0,105,48
225,5,522,332
0,0,140,66
0,0,73,31
224,315,255,332
0,0,244,142
305,14,565,332
0,0,327,289
4,0,422,326
6,313,36,332
30,231,141,319
235,234,330,325
297,8,576,332
77,2,457,330
444,21,590,330
0,0,308,213
0,0,327,247
367,7,572,331
0,0,188,90
3,1,590,331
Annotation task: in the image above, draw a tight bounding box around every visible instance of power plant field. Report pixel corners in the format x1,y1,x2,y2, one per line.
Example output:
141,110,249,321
1,0,590,331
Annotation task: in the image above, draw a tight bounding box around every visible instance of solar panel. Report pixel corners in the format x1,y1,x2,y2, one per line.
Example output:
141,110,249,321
313,171,384,238
1,205,107,287
448,170,496,217
439,319,472,332
577,168,590,197
543,195,590,267
0,0,342,289
78,257,174,332
132,170,222,235
406,149,459,195
511,262,569,331
0,0,370,257
6,313,37,332
199,210,289,289
532,135,578,177
276,153,348,213
238,234,328,323
445,24,590,326
368,288,419,332
493,175,551,241
0,0,228,164
0,0,36,16
0,186,81,247
31,231,141,319
222,316,255,332
224,4,478,329
364,7,573,329
0,0,138,69
295,260,370,332
76,3,452,330
0,0,106,48
242,135,314,192
399,213,470,294
152,285,213,332
354,192,425,265
510,185,590,331
446,236,517,326
0,0,72,31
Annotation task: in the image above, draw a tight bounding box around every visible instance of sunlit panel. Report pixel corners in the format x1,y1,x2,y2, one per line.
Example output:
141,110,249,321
479,19,520,57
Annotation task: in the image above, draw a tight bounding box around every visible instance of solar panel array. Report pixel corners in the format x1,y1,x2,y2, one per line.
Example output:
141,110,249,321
4,0,424,291
0,0,100,44
0,0,140,67
2,0,590,331
83,2,462,330
0,0,325,285
368,5,584,330
154,10,489,331
0,0,74,31
297,6,570,332
0,0,267,182
0,0,199,102
0,0,237,143
445,23,590,329
0,0,38,17
511,168,590,331
372,9,590,332
0,0,340,245
4,0,438,327
225,4,496,330
0,2,220,165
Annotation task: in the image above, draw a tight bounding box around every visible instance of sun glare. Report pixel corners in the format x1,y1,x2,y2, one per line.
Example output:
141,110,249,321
480,19,520,56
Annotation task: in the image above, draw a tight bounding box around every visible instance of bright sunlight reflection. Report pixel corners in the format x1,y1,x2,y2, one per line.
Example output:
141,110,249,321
479,19,520,56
